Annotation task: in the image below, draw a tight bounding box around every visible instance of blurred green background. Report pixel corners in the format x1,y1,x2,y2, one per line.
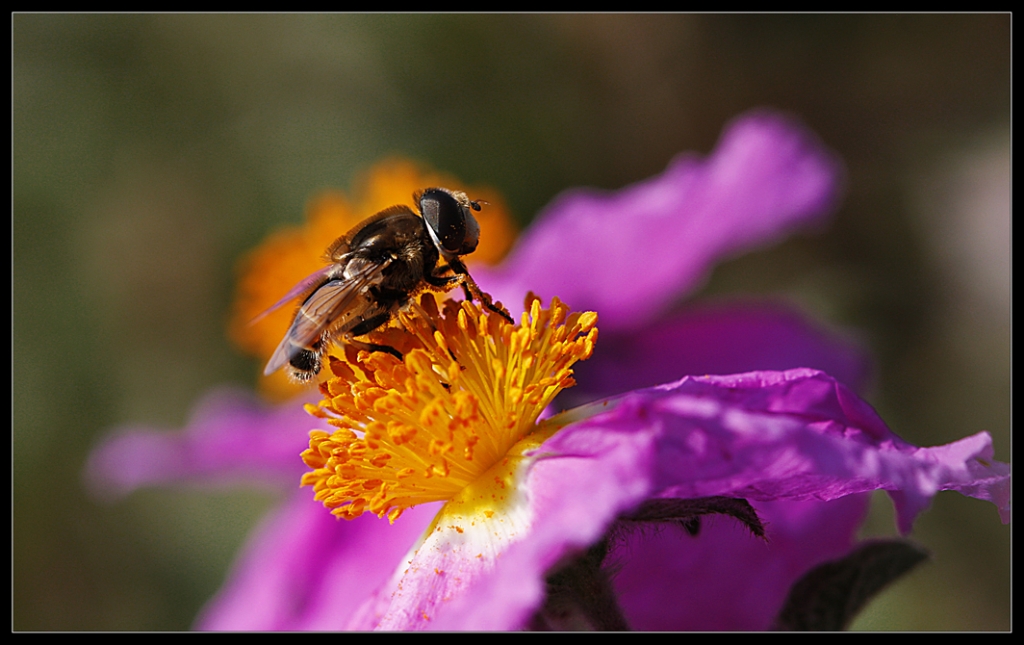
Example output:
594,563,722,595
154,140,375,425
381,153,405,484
14,14,1009,630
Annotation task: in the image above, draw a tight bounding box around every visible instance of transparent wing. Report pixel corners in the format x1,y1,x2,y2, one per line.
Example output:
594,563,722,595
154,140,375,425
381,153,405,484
249,265,336,327
263,258,391,376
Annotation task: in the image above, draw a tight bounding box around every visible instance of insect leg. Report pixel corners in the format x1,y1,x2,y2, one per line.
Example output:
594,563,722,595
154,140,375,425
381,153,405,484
342,335,403,360
445,258,515,325
345,312,404,360
424,273,461,290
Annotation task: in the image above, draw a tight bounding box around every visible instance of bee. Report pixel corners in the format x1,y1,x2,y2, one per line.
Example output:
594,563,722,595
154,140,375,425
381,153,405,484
262,187,514,382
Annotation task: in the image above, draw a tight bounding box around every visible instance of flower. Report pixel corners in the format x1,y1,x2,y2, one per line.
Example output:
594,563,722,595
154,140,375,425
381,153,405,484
85,110,1009,630
293,294,1009,631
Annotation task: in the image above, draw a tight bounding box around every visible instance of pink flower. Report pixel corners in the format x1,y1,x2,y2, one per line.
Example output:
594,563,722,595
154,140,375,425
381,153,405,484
85,111,1008,630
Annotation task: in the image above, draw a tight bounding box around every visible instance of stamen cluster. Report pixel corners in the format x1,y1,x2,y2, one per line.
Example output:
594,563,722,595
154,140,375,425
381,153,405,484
300,294,598,522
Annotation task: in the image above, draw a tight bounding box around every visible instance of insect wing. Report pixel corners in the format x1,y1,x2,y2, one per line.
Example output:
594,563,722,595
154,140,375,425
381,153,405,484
263,259,390,376
249,265,334,326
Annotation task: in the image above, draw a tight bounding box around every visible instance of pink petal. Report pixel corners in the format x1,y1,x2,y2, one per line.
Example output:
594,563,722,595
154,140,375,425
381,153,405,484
84,387,318,498
556,369,1008,532
479,110,843,329
196,492,439,630
611,496,870,630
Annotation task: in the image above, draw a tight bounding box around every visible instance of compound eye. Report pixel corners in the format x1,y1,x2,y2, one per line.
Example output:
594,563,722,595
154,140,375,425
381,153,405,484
421,188,480,256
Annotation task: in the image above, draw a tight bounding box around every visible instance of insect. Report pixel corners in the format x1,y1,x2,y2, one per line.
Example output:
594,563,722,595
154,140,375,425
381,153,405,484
262,187,514,382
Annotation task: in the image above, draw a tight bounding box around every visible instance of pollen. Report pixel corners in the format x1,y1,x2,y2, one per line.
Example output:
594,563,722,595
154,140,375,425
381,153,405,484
300,293,598,522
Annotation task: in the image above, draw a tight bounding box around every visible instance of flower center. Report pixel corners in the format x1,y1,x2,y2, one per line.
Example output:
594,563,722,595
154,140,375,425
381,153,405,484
300,294,598,522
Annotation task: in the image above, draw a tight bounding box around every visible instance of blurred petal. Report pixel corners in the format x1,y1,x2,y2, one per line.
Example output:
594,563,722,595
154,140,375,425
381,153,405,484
568,301,871,405
480,110,843,329
611,496,870,630
197,492,439,631
85,387,318,498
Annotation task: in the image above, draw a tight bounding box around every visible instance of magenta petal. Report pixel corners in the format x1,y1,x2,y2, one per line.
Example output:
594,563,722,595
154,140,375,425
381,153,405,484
569,301,871,404
480,110,842,329
196,492,438,631
611,496,870,630
558,369,1008,531
84,387,319,497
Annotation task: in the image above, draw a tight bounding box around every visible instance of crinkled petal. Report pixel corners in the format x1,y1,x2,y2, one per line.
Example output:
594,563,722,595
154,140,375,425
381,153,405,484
555,369,1008,532
197,492,439,630
567,301,871,406
84,387,319,498
478,110,843,329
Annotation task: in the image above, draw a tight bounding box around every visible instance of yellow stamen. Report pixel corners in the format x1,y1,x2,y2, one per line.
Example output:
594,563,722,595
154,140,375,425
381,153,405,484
300,294,598,522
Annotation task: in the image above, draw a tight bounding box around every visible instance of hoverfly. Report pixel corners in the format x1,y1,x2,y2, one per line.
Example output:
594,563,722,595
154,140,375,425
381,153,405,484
262,187,513,381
